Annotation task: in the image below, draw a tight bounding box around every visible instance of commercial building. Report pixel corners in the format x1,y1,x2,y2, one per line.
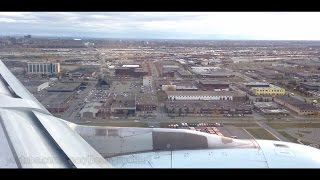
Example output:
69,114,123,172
198,80,229,91
251,85,285,96
166,91,246,102
165,101,252,116
274,96,320,116
27,62,60,75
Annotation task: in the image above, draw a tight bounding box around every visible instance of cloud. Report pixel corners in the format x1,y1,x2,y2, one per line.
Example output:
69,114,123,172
0,12,320,40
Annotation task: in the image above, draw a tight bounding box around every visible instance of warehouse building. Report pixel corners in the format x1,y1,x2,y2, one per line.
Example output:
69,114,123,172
198,80,229,91
245,82,270,88
253,102,289,116
114,66,147,77
47,82,81,92
299,82,320,91
190,67,234,78
36,92,74,113
274,96,320,116
165,101,252,116
166,91,246,102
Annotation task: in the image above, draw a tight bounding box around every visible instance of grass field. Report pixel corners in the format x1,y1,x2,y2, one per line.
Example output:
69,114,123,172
278,131,298,143
224,122,259,127
267,122,320,129
77,121,148,127
246,128,278,140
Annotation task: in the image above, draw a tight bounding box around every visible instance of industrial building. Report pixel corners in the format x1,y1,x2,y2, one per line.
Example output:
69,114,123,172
27,62,60,75
299,82,320,91
176,69,194,78
175,85,198,91
36,92,74,113
253,102,289,116
65,66,97,78
190,67,234,78
245,82,270,88
198,80,229,91
251,85,285,96
159,65,180,77
165,101,252,116
166,91,246,102
161,80,198,91
274,96,320,116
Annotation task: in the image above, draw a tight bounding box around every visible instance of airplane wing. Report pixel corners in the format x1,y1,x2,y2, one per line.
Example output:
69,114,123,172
0,60,111,168
1,59,320,168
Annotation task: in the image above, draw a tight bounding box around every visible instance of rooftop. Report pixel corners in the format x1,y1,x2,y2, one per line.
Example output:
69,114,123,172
300,82,320,87
165,100,252,110
80,102,102,114
136,94,156,105
199,80,229,85
245,82,270,86
276,96,320,111
111,95,136,109
252,84,284,90
37,92,73,108
122,65,140,68
47,82,81,92
165,90,245,97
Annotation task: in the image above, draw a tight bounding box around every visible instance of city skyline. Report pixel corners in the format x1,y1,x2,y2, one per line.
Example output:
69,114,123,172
1,12,320,40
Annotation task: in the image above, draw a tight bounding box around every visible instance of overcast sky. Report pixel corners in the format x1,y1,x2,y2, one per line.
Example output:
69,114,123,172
0,12,320,40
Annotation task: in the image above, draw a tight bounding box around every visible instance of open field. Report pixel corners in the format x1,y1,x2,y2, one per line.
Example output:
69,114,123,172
224,122,259,127
278,131,299,143
267,122,320,129
246,128,278,140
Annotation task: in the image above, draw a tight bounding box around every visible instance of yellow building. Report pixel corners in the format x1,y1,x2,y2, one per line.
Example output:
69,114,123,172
252,85,285,96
